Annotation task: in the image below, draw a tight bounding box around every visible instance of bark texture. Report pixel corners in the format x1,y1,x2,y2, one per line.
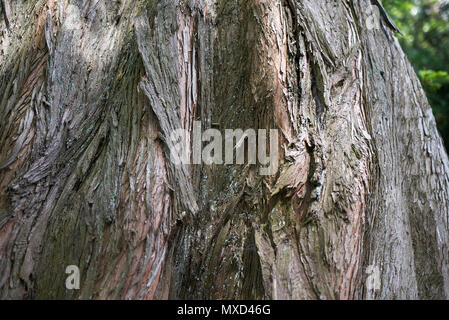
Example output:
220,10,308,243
0,0,448,300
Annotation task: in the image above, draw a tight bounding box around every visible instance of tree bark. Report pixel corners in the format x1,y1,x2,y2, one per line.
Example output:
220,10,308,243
0,0,448,300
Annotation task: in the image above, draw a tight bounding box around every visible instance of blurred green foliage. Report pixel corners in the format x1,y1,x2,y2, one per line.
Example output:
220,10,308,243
384,0,449,149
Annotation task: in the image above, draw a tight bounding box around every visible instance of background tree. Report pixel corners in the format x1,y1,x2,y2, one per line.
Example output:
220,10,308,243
0,0,449,300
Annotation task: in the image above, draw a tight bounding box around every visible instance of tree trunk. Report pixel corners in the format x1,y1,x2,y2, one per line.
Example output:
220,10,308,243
1,0,448,300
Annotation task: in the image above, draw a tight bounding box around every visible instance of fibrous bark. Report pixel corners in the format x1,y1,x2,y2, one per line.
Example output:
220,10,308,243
0,0,448,300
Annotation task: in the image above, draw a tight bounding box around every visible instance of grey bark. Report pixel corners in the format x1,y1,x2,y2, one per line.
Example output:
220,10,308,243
0,0,448,300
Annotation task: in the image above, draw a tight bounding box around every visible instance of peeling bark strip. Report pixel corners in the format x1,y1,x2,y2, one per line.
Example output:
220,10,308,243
135,8,199,216
0,0,448,300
